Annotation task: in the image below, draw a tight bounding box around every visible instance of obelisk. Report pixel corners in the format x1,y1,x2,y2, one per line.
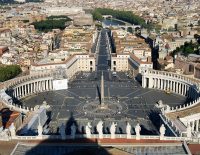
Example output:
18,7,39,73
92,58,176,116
101,72,104,107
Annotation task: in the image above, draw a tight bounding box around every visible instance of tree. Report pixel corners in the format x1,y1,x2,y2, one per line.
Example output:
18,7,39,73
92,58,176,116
0,65,22,82
32,16,71,32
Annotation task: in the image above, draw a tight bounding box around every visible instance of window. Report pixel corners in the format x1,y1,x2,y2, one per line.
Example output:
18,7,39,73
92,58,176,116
113,61,116,65
90,61,93,65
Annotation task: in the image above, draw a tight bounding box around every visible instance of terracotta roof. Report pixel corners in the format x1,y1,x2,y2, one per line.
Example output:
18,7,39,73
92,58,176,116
166,103,200,120
0,109,20,129
188,144,200,155
16,138,182,144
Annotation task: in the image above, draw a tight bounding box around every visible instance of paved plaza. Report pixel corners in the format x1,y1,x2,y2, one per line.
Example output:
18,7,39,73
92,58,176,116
20,29,186,135
21,71,186,135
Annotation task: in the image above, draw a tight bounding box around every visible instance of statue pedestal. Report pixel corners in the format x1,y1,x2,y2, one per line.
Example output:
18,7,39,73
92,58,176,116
99,104,108,109
111,134,115,139
127,134,131,139
160,135,165,140
99,134,103,139
136,135,140,140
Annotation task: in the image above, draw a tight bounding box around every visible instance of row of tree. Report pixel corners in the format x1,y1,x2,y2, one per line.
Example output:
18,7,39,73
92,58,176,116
92,8,154,30
0,65,22,82
32,15,71,32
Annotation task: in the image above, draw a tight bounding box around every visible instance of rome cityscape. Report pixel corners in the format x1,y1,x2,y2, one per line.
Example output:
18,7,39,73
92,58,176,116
0,0,200,154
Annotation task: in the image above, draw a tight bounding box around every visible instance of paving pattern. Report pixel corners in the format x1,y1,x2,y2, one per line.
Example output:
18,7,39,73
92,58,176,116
21,71,186,135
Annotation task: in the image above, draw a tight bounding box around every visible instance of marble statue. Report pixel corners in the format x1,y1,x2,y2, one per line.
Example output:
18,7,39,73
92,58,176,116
9,123,16,138
97,120,103,139
126,122,132,139
59,123,66,140
86,122,92,138
37,124,43,137
159,124,166,140
186,123,192,138
0,128,9,140
135,123,141,140
37,117,43,137
70,123,76,139
110,122,117,139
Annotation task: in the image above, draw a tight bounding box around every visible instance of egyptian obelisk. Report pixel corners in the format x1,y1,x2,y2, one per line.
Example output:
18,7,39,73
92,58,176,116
101,72,104,107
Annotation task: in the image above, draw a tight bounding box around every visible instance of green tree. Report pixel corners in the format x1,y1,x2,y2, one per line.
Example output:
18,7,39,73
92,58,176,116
0,65,22,82
32,16,71,32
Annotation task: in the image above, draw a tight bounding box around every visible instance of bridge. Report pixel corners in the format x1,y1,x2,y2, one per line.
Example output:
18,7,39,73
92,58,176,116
102,22,141,32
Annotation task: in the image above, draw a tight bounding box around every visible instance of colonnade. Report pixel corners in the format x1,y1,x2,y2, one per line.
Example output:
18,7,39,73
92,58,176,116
13,79,53,99
189,119,200,132
142,70,200,100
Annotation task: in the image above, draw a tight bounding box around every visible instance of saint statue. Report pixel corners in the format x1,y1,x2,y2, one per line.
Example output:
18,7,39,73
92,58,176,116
110,122,117,139
97,120,103,139
159,124,166,140
135,123,141,140
59,123,66,140
86,122,92,138
126,122,131,139
186,122,192,138
70,123,76,139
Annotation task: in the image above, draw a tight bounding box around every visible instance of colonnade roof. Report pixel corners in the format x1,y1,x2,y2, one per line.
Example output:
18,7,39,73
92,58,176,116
166,104,200,120
146,69,200,85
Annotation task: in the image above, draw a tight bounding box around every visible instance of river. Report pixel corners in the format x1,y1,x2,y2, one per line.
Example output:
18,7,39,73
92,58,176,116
102,18,126,26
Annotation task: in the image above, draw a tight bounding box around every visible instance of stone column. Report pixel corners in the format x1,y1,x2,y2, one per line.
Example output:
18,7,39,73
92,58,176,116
50,80,53,90
23,85,25,97
18,87,21,98
163,79,165,90
16,87,19,99
173,81,175,93
142,76,147,88
179,83,182,95
25,84,27,96
46,80,49,90
161,79,163,90
152,78,155,88
28,84,30,95
192,121,195,131
186,85,189,97
30,83,33,94
43,81,45,91
40,81,43,91
196,120,199,132
184,85,187,96
181,84,184,95
149,78,153,88
156,78,158,89
158,79,161,89
39,81,41,92
22,85,24,97
45,80,47,90
35,82,37,92
13,89,16,98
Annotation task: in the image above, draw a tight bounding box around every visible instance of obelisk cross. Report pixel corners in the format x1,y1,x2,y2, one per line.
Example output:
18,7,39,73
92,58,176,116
101,71,104,107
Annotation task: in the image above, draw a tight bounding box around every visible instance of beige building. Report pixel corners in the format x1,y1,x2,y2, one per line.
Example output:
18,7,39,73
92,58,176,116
112,29,151,61
30,54,95,79
73,14,93,26
160,17,178,30
60,27,97,54
111,53,153,77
